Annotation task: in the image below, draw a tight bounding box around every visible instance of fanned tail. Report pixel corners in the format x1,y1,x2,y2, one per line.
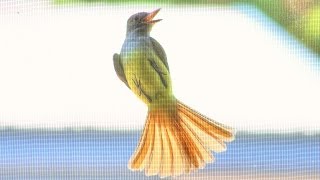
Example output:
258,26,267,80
128,100,235,178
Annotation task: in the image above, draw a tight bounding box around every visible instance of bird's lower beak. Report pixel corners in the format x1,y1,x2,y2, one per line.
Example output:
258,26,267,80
143,8,162,24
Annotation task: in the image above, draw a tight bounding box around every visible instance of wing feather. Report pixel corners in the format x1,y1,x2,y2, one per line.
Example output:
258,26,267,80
113,53,130,89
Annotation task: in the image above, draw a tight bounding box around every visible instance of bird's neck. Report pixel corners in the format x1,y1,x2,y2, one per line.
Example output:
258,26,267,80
126,28,150,39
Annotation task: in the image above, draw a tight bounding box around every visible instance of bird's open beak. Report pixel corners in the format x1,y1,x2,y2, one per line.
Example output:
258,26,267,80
143,8,162,24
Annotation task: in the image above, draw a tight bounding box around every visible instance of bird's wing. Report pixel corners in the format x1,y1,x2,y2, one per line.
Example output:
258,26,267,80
150,37,170,72
148,58,168,88
113,53,130,89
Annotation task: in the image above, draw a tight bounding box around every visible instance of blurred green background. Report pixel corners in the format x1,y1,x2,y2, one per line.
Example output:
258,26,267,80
55,0,320,56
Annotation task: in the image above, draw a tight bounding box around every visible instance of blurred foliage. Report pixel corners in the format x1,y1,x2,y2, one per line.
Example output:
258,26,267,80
55,0,320,56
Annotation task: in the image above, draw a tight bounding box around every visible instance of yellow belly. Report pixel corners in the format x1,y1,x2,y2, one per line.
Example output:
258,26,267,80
122,50,173,106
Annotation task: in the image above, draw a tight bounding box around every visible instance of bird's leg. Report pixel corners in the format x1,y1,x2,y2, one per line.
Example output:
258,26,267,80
132,75,142,96
132,75,152,103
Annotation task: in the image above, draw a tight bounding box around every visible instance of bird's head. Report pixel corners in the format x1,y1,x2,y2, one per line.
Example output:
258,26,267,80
126,8,162,37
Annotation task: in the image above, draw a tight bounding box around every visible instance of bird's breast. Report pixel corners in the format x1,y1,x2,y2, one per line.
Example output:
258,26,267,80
120,41,173,106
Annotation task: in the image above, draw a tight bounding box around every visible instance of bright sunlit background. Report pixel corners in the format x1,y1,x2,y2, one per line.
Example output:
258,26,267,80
0,1,319,132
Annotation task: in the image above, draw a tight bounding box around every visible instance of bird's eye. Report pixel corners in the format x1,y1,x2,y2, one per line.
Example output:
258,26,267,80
134,17,139,22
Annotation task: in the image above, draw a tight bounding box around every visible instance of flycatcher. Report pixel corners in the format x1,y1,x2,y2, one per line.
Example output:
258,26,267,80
113,8,234,177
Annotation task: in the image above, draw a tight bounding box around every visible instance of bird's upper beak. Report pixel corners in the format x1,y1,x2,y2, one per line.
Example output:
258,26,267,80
143,8,162,24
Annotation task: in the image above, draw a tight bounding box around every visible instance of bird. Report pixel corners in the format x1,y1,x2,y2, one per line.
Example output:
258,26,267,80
113,8,235,178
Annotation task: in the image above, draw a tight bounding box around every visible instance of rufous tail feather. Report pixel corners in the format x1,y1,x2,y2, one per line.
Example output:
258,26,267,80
128,100,235,178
